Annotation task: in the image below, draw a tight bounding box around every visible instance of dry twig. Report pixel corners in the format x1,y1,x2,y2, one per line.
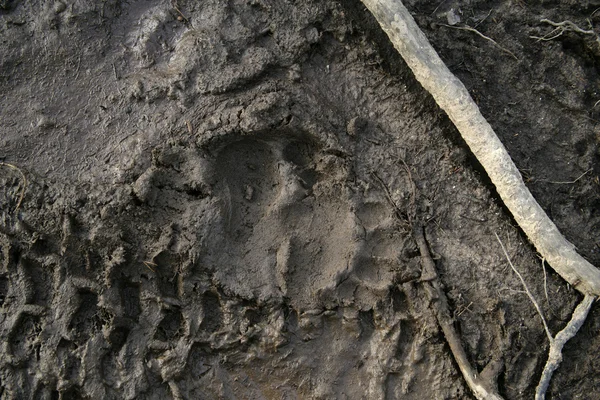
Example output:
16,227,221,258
414,226,504,400
171,0,190,25
376,151,503,398
143,260,157,273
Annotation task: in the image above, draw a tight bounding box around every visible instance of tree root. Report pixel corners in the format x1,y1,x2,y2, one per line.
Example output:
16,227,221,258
360,0,600,296
535,294,595,400
531,19,600,43
414,226,504,400
496,233,596,399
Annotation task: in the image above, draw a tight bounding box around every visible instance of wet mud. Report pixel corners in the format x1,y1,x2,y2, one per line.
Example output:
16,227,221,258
0,0,599,398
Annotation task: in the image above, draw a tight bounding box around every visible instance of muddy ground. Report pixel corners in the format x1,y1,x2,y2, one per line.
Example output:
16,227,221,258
0,0,599,399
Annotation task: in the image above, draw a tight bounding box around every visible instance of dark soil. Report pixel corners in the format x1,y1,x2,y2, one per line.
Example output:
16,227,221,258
0,0,599,399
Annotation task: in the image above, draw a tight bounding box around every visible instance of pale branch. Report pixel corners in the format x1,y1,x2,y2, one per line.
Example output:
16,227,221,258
535,295,595,400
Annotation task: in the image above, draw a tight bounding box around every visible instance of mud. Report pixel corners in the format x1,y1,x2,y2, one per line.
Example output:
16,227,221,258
0,0,599,399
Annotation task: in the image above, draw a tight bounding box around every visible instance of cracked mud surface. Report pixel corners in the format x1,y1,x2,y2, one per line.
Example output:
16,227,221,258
1,0,599,399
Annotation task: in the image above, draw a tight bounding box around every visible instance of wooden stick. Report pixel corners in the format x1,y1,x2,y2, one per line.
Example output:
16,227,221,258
414,226,504,400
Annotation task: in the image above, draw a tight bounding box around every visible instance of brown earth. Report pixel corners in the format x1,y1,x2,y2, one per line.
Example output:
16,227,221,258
0,0,599,399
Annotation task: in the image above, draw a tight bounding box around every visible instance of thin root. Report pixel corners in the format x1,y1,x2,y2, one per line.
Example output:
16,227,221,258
530,28,564,42
440,24,519,60
532,19,599,44
540,168,593,185
541,258,549,304
495,233,552,341
0,162,27,213
540,19,596,36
